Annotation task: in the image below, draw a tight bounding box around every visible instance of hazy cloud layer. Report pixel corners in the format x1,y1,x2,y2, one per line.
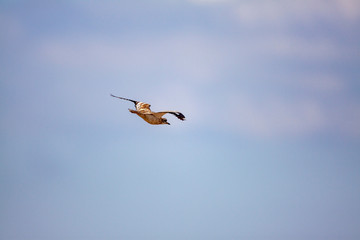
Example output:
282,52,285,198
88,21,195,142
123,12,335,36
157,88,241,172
1,1,360,240
34,30,359,137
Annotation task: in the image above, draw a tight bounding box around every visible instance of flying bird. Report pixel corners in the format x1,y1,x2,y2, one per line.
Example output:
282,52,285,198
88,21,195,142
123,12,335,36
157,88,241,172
110,94,186,125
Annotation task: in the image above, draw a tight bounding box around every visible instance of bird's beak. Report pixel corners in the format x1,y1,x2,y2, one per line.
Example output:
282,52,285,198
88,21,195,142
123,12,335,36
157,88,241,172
166,122,170,125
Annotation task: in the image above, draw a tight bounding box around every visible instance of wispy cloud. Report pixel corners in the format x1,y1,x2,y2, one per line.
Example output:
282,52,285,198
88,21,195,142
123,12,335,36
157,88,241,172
188,0,233,4
8,0,359,138
34,31,359,137
190,0,360,23
37,33,224,83
225,94,326,137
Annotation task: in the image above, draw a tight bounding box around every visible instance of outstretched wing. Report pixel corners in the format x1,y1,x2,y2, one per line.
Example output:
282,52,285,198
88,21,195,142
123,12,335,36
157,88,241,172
110,94,152,112
110,94,139,108
153,111,186,121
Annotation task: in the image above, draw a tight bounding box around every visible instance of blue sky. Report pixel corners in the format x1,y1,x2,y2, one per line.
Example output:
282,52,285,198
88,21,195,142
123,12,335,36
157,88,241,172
1,0,360,239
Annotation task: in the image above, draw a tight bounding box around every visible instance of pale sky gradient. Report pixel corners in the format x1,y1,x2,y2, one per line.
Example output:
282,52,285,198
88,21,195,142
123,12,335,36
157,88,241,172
1,1,360,240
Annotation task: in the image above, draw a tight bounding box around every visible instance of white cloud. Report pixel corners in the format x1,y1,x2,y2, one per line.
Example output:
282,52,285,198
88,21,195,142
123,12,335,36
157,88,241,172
29,1,359,138
216,72,360,138
35,33,359,137
335,0,360,20
234,0,360,25
188,0,233,4
188,0,360,21
239,35,351,61
37,33,225,84
187,0,360,26
223,94,326,137
296,75,345,93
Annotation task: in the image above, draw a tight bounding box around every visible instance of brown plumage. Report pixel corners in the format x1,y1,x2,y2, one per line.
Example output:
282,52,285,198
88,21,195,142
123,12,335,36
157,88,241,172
111,94,186,125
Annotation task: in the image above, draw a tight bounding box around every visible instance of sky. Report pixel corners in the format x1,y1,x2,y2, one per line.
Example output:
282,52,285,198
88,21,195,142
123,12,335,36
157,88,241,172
1,0,360,239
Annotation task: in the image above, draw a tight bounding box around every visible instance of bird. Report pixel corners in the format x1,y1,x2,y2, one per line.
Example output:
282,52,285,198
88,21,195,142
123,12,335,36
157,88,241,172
110,94,186,125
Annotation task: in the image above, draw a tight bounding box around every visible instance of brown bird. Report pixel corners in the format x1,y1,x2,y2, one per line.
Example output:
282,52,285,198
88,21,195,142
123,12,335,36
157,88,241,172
111,94,186,125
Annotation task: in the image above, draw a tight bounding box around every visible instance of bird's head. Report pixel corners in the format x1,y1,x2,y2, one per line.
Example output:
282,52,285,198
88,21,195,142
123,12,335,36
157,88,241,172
162,118,170,125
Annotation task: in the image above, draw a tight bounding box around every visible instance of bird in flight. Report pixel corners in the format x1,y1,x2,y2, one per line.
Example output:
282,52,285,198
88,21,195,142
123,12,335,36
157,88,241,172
110,94,186,125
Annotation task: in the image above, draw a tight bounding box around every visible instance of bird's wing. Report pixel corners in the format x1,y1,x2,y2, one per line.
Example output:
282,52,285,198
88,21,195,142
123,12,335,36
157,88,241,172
153,111,186,121
110,94,139,108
